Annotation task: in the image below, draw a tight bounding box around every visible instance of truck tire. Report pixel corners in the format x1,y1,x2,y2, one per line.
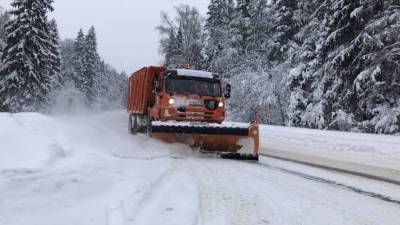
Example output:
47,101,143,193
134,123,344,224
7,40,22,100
128,115,133,134
146,116,153,137
129,114,138,135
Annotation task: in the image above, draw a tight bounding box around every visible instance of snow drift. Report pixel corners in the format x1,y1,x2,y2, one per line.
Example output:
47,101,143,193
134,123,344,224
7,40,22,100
0,111,199,225
260,125,400,183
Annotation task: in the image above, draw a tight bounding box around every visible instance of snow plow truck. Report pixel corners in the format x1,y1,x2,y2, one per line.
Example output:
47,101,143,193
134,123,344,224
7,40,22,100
127,66,259,160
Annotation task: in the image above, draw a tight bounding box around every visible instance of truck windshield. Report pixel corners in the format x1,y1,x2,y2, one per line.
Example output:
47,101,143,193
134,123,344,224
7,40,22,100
166,78,222,97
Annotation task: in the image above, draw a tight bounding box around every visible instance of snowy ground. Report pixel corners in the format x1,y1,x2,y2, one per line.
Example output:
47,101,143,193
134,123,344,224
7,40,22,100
1,111,400,225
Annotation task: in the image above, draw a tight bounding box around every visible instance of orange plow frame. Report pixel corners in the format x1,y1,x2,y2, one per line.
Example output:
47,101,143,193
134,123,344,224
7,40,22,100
152,123,259,159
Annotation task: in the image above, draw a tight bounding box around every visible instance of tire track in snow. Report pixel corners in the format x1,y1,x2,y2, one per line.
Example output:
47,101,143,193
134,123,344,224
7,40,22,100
125,159,201,225
108,202,126,225
105,158,178,225
186,158,270,225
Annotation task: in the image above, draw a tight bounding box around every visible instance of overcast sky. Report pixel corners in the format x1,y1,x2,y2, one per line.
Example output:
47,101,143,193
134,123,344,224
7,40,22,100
0,0,209,73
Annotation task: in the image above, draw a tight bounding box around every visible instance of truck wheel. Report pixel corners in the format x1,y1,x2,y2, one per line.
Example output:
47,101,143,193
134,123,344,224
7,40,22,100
129,114,138,135
128,115,132,134
146,122,152,137
146,116,153,137
128,115,133,134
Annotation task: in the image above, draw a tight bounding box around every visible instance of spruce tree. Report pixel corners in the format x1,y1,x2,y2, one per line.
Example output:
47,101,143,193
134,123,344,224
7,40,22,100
352,0,400,134
172,28,185,66
325,0,400,133
247,0,271,63
205,0,235,74
164,30,176,66
0,0,55,112
58,39,75,85
164,28,185,68
315,0,365,130
72,29,85,92
231,0,252,54
285,0,400,134
83,26,99,105
0,7,9,50
0,8,10,70
47,19,61,89
95,60,108,108
269,0,300,62
287,0,327,128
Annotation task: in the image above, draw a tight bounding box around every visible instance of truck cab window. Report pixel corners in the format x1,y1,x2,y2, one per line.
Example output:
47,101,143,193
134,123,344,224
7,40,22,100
166,77,221,97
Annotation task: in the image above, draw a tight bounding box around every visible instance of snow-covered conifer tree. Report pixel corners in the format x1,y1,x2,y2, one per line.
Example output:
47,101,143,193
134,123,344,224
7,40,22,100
170,28,185,67
82,26,99,104
58,39,76,85
72,29,86,92
164,30,176,66
285,0,400,134
335,0,400,134
0,0,55,112
268,0,301,62
205,0,235,74
230,0,252,55
286,0,327,128
0,7,10,70
47,19,61,88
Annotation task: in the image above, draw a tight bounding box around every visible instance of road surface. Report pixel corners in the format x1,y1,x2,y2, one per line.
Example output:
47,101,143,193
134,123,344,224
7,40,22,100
0,111,399,225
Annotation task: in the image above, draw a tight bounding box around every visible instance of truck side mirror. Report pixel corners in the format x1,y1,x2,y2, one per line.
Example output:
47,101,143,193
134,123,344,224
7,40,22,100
224,84,231,99
152,75,161,94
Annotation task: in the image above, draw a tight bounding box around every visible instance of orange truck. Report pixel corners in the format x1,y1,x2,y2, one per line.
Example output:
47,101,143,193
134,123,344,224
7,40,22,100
127,66,259,160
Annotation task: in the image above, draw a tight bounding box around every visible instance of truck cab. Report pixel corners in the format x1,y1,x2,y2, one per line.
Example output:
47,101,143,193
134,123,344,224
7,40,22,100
150,69,230,124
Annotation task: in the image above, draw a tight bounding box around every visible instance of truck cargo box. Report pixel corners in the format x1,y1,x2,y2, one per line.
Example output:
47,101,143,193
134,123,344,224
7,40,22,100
127,66,165,115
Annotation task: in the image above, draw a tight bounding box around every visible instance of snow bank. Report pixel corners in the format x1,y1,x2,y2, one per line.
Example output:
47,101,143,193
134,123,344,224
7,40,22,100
0,111,200,225
0,111,184,171
0,113,65,170
260,125,400,182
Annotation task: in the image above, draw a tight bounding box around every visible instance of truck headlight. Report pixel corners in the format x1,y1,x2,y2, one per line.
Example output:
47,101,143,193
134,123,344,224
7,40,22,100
168,98,175,105
218,102,224,107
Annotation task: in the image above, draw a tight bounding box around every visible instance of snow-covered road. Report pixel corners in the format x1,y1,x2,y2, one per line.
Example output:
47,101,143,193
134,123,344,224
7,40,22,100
1,111,399,225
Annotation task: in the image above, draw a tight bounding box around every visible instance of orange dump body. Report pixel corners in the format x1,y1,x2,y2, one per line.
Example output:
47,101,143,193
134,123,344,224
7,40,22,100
127,66,165,115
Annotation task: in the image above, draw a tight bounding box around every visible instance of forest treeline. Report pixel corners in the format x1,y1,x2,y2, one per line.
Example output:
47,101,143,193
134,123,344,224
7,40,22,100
0,1,127,113
158,0,400,134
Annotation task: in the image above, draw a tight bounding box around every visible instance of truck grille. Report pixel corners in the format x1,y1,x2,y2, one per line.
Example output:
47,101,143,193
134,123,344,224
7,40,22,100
177,111,214,121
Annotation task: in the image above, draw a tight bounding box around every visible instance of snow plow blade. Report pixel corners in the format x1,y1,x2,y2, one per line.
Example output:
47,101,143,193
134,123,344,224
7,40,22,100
151,122,259,161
